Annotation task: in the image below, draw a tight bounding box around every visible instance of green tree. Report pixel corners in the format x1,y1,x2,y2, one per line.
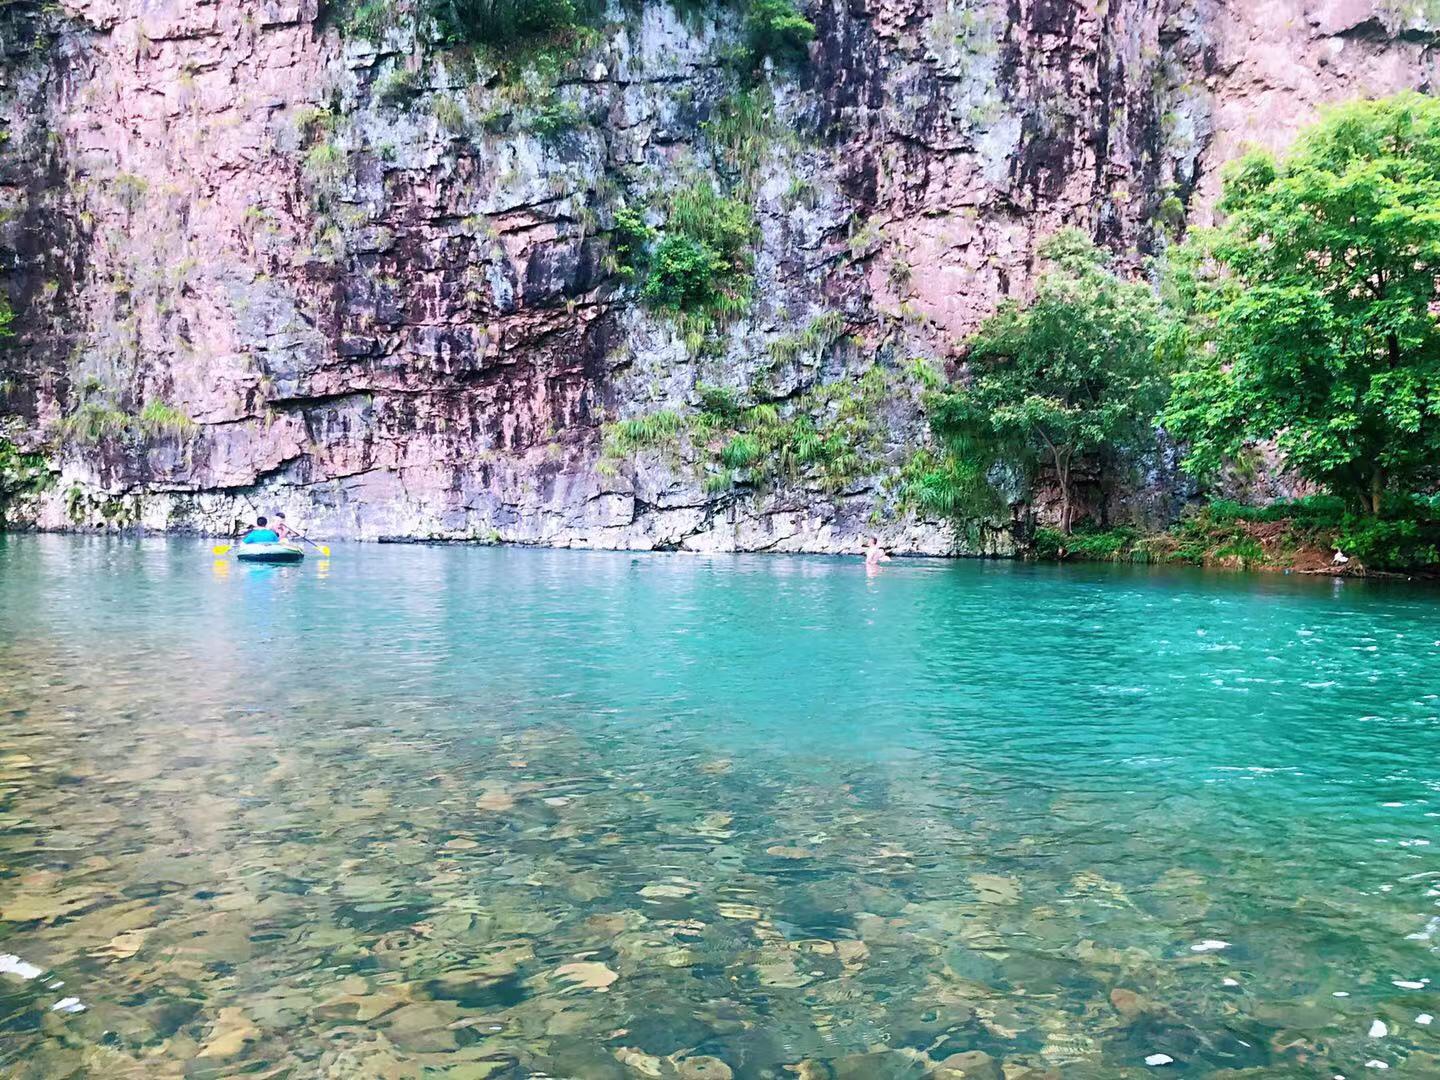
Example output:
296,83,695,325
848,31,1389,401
744,0,815,68
921,230,1171,533
1164,93,1440,514
608,206,654,278
427,0,584,47
641,181,753,319
642,234,729,310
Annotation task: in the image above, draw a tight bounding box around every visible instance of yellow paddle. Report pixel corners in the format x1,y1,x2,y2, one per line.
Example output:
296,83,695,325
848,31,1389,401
212,543,233,555
295,534,332,556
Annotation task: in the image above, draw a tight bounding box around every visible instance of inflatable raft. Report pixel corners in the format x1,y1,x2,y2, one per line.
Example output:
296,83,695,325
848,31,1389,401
235,542,305,564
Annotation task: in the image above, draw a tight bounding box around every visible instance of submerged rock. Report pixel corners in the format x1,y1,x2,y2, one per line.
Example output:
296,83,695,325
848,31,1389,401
195,1007,260,1060
969,874,1022,906
1110,988,1159,1022
931,1050,1003,1079
674,1055,734,1080
553,961,620,992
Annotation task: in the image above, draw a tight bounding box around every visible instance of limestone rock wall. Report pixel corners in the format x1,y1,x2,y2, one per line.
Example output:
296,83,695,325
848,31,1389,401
1,0,1436,551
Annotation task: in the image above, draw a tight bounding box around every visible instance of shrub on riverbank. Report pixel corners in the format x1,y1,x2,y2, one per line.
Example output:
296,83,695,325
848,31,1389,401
1165,94,1440,517
1033,496,1440,573
914,230,1175,534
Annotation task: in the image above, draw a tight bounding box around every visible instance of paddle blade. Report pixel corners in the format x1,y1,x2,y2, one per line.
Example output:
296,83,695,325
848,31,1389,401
211,544,232,555
320,545,331,556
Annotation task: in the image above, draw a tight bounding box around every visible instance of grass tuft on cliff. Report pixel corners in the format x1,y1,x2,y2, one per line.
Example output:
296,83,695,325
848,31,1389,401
55,397,197,447
602,365,901,495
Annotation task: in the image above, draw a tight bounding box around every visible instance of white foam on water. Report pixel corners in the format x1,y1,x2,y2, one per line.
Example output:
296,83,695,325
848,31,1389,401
1145,1054,1174,1066
1393,980,1425,989
1417,1014,1434,1026
50,997,84,1014
1222,978,1239,987
1333,991,1350,997
1405,915,1440,941
0,954,43,981
1368,1019,1388,1038
1190,939,1230,953
1364,1061,1388,1070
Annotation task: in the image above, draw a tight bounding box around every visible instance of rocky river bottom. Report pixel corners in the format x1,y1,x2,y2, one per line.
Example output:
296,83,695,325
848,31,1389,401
0,536,1437,1077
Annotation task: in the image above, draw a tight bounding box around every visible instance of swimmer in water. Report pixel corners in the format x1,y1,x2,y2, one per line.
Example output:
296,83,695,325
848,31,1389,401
863,536,891,569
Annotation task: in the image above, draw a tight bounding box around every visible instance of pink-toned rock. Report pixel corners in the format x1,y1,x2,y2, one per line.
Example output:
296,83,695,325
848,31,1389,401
1310,0,1383,37
2,0,1433,551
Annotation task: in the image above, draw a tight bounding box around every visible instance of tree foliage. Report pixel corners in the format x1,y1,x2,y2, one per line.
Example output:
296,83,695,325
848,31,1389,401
608,206,654,278
920,230,1172,533
743,0,815,68
1164,93,1440,514
426,0,592,48
638,181,753,323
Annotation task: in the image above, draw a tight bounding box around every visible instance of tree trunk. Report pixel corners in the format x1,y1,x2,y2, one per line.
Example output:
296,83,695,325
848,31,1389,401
1056,451,1073,535
1370,466,1384,516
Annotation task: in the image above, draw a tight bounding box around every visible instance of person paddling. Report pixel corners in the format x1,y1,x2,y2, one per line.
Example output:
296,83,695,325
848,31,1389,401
863,536,891,569
273,512,332,556
241,516,280,544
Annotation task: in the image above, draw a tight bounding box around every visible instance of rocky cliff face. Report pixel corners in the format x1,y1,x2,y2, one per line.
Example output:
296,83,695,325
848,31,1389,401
1,0,1437,551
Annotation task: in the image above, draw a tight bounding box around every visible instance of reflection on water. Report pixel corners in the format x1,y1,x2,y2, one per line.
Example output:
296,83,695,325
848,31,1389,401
0,535,1437,1077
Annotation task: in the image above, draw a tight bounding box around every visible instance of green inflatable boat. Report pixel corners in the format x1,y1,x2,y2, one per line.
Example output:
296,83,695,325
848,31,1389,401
235,542,305,564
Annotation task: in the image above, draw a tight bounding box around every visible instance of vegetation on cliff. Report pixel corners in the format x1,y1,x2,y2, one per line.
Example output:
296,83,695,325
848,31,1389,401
632,182,755,345
602,361,907,495
340,0,815,72
54,386,196,447
912,93,1440,571
335,1,805,353
908,231,1174,534
0,313,50,523
0,429,50,523
1164,94,1440,517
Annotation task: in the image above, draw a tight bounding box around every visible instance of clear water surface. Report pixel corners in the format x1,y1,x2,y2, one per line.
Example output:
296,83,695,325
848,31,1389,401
0,535,1437,1077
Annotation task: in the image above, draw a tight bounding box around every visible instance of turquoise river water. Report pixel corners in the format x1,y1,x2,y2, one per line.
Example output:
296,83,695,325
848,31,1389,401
0,535,1437,1078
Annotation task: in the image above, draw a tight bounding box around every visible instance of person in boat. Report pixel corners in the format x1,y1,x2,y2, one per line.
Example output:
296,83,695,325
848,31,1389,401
864,536,891,569
273,512,294,543
241,516,281,544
